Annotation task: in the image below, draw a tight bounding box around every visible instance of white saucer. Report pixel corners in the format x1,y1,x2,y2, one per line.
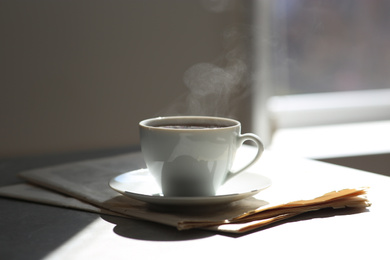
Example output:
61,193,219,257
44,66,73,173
109,169,271,206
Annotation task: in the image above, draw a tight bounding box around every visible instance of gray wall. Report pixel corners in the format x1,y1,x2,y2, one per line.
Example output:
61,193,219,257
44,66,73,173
1,0,252,157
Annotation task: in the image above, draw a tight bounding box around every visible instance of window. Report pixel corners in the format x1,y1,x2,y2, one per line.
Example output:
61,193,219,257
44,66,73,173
251,0,390,151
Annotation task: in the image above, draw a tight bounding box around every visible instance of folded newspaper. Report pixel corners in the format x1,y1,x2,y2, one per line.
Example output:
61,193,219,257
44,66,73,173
0,150,370,233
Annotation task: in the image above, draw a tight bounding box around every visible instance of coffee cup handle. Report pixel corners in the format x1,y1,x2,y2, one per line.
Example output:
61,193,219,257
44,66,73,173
224,133,264,184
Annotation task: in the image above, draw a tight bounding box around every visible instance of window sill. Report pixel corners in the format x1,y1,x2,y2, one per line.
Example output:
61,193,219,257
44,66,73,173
269,120,390,159
269,120,390,176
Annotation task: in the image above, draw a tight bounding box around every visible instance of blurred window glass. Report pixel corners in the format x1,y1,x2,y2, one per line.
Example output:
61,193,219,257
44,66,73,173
251,0,390,144
283,0,390,94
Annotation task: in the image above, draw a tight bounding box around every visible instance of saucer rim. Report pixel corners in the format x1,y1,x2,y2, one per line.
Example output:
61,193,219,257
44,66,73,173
109,168,271,206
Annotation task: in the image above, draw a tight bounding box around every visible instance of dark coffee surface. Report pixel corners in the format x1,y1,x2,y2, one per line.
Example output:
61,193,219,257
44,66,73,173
158,124,226,129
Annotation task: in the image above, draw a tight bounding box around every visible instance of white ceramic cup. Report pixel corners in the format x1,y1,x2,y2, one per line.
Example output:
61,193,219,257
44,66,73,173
139,116,264,197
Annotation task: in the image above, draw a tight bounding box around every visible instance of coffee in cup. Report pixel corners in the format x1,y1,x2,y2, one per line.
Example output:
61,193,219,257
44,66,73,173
139,116,264,197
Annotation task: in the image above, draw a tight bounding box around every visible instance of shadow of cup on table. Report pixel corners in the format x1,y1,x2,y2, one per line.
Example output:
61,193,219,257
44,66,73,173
100,213,216,241
100,195,269,241
99,195,219,241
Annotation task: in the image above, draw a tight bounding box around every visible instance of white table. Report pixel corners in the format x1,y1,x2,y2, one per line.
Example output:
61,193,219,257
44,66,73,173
1,147,389,260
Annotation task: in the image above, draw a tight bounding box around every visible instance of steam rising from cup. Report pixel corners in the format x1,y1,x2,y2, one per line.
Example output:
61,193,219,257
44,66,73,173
159,2,250,118
182,58,248,117
160,35,249,118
